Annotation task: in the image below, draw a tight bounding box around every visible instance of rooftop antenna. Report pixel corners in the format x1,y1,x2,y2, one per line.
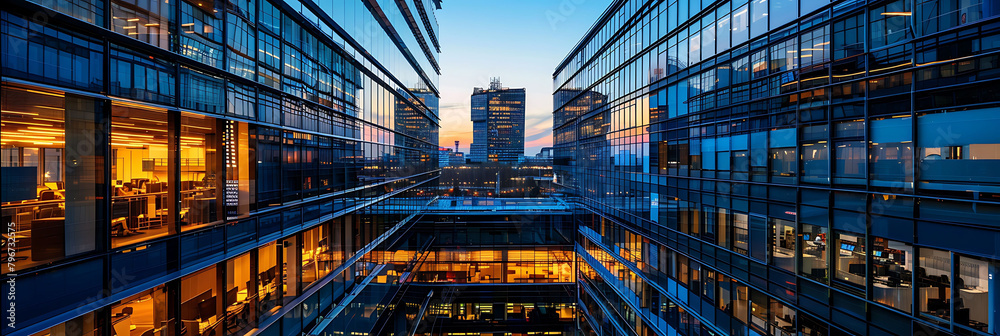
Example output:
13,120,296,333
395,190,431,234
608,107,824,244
489,77,502,90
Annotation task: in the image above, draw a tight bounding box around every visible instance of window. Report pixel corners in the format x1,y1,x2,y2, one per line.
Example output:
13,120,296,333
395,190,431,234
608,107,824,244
702,22,717,60
770,128,797,184
112,0,172,49
179,0,223,67
718,208,732,249
770,298,796,335
833,14,865,60
834,232,866,289
771,219,796,272
702,206,717,244
800,223,829,281
110,284,175,336
749,288,769,334
110,45,176,105
732,56,751,84
1,85,103,271
255,127,281,208
227,83,256,119
259,0,280,34
770,39,798,73
181,266,222,336
180,67,225,114
917,108,1000,193
800,25,831,67
801,123,830,184
733,4,751,46
871,238,913,313
871,0,914,49
801,0,829,16
689,31,702,65
110,103,173,248
257,242,281,321
956,254,993,333
1,13,104,91
918,247,952,325
733,213,750,256
180,112,224,230
769,0,797,28
916,0,997,36
33,0,103,24
224,252,256,335
227,13,256,80
834,141,866,184
752,49,769,79
734,283,750,325
871,116,913,188
750,0,770,38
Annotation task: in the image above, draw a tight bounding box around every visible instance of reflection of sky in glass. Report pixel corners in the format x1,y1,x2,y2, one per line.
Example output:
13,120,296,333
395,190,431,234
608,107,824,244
436,0,611,156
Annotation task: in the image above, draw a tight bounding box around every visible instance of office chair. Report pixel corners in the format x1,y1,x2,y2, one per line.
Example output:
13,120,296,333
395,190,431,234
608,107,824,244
37,207,55,219
39,190,56,201
941,274,950,286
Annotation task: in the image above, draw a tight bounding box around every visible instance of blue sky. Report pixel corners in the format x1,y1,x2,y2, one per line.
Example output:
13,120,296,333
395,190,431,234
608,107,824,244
435,0,611,156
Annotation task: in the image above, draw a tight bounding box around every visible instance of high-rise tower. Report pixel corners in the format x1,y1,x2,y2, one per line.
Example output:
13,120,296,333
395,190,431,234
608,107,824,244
469,79,525,164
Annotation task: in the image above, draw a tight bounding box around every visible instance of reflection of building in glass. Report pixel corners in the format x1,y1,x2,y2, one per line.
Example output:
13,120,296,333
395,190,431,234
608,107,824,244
555,0,1000,335
1,0,442,335
470,78,525,164
552,89,606,191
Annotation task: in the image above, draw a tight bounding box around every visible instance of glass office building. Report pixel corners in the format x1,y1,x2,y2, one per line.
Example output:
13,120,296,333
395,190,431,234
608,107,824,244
554,0,1000,335
0,0,441,335
470,79,526,164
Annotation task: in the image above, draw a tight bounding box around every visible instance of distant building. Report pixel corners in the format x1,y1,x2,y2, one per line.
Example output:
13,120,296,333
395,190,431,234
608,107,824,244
449,151,466,166
438,148,466,167
536,147,553,158
469,78,525,164
438,148,452,168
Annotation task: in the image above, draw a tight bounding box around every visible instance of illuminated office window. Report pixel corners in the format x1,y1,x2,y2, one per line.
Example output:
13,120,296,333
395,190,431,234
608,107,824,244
110,103,172,248
1,85,103,270
871,237,913,313
180,266,221,336
800,223,829,281
834,231,866,290
109,284,174,336
180,112,224,230
918,247,952,326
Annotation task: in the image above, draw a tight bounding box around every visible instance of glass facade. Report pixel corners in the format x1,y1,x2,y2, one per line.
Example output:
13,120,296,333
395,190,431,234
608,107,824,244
554,0,1000,335
1,0,441,335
